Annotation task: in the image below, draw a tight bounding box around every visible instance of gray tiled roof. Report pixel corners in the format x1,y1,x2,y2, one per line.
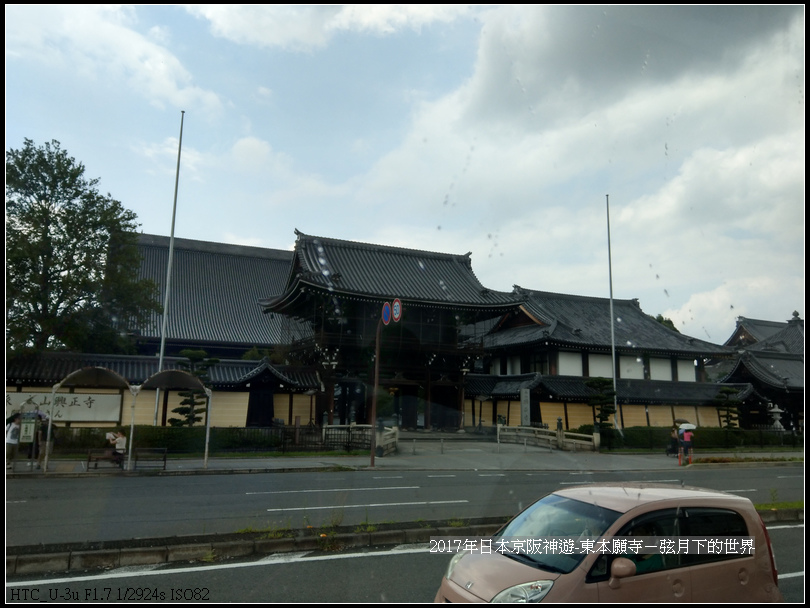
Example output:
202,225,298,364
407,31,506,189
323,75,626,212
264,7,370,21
539,375,754,406
137,234,311,347
720,317,804,391
261,230,524,312
5,352,319,390
484,289,732,357
466,372,752,405
724,316,789,346
746,317,804,355
724,352,804,391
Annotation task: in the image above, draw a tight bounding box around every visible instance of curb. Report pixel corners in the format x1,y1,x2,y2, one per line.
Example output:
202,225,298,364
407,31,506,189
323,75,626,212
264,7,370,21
7,509,803,579
6,520,506,578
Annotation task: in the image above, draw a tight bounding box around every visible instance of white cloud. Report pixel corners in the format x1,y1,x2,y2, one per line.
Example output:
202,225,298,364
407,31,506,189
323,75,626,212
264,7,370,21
331,6,804,343
134,137,205,180
6,5,221,115
664,276,805,343
328,5,475,34
186,4,477,51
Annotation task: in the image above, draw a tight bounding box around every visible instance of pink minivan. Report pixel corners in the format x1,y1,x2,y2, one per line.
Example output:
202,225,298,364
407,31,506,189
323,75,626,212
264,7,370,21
435,483,783,603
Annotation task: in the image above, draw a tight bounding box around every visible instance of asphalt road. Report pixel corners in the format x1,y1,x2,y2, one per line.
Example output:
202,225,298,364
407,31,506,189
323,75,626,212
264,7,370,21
6,463,804,547
6,523,804,603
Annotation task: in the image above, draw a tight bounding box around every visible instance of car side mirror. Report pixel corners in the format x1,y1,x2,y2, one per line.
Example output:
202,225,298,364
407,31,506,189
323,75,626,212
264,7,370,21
608,557,637,589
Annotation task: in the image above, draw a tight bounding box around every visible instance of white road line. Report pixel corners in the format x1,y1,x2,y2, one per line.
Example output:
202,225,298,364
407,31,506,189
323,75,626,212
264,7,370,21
478,473,506,477
247,486,418,495
267,499,468,512
8,551,803,588
725,489,757,493
6,546,433,587
779,571,804,579
428,474,456,478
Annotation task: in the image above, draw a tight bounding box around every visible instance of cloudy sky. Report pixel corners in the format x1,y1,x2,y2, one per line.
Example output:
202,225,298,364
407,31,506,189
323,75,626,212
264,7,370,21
6,5,804,344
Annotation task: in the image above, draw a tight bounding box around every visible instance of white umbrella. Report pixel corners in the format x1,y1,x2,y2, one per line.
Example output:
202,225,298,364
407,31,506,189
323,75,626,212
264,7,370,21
679,423,696,430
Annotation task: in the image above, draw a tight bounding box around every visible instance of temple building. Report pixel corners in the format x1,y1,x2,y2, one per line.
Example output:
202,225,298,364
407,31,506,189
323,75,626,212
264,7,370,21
7,231,800,433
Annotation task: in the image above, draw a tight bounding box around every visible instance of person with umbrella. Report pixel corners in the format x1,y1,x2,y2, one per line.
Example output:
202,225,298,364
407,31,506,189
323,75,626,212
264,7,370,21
679,423,696,460
667,425,680,456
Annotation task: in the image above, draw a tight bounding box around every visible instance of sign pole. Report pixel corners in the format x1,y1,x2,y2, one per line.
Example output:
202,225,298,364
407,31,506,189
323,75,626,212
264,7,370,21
370,300,402,467
370,318,382,468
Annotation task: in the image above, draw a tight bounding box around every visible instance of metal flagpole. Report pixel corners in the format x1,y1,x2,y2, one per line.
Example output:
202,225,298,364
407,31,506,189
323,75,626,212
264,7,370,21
606,194,622,434
153,110,185,425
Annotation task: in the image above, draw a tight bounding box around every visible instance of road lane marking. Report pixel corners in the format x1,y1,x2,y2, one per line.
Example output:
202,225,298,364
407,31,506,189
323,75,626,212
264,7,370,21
427,474,456,478
8,552,803,588
779,571,804,579
247,486,418,495
267,499,468,512
6,546,434,586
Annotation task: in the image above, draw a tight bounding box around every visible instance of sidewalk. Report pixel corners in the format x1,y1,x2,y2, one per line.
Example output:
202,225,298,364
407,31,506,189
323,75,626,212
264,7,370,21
6,431,804,477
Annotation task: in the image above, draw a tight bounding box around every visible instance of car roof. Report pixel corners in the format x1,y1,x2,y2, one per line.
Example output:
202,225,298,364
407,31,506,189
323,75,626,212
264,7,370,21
553,483,749,514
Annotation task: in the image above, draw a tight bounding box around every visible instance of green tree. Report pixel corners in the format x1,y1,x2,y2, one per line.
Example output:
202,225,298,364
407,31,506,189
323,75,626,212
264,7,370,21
712,386,740,429
169,349,219,427
586,377,617,447
653,314,680,333
6,138,160,354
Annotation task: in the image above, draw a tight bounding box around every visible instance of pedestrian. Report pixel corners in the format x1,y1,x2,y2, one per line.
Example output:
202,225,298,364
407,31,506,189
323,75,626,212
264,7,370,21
6,413,22,470
667,426,679,456
682,428,694,458
27,414,45,466
36,416,52,470
108,430,127,468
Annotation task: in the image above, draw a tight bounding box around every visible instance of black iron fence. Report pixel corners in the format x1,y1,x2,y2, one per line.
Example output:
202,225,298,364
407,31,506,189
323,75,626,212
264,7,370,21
45,424,373,456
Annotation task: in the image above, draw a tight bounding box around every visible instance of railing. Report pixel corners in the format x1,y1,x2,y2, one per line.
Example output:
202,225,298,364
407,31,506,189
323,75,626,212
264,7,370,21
375,426,399,457
49,424,373,455
321,424,373,452
496,424,595,451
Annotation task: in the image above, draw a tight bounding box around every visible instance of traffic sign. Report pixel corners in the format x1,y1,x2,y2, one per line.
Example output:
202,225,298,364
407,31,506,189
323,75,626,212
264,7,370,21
392,298,402,322
381,301,392,325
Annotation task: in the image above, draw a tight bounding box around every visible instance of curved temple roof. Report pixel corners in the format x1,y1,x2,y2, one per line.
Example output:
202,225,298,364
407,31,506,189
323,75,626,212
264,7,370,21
260,230,524,313
484,288,732,357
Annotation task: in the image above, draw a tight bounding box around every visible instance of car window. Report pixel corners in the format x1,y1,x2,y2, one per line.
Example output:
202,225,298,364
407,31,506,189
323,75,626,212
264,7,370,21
586,508,680,582
495,493,622,574
679,507,749,565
